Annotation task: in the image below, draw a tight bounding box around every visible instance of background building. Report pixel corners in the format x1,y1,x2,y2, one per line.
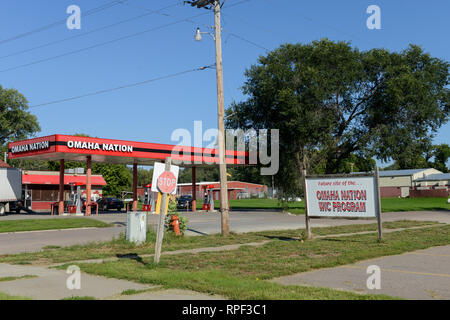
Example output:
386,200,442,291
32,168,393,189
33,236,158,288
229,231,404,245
21,170,106,211
177,181,268,201
379,168,447,197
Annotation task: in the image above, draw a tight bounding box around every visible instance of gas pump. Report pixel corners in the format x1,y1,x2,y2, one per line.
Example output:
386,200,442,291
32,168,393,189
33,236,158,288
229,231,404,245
142,184,153,212
68,182,83,214
202,185,215,211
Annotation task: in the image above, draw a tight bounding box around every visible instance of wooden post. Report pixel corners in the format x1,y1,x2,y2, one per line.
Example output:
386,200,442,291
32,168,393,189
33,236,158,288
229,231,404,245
154,157,171,264
214,0,229,236
302,169,312,240
374,166,383,241
86,156,92,216
58,159,65,215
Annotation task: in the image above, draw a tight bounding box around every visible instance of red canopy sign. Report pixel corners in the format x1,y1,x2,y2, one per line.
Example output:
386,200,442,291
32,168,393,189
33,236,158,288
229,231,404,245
157,171,177,194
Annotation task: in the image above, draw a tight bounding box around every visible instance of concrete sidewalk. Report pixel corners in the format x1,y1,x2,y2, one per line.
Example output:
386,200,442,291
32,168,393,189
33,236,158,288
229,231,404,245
272,245,450,300
0,263,224,300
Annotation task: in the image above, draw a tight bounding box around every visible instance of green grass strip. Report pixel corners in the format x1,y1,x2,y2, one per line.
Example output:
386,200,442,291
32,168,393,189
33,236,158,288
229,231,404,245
0,275,37,282
0,218,111,233
0,291,31,300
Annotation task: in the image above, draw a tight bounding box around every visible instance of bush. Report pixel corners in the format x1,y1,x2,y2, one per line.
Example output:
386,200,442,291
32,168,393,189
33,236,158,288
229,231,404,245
165,197,188,235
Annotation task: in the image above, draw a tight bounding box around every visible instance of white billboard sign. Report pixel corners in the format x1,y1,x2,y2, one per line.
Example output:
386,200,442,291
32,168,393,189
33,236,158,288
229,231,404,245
151,162,179,195
305,175,378,218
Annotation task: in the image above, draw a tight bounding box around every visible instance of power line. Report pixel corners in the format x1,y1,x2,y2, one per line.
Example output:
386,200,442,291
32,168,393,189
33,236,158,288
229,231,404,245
225,32,269,51
0,11,212,73
30,64,215,108
0,2,183,60
0,0,127,46
0,0,253,72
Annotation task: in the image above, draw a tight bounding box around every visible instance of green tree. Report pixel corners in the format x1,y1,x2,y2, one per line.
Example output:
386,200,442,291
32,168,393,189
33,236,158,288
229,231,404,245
432,144,450,173
178,167,220,183
137,167,153,186
226,39,449,196
382,143,449,172
0,85,40,147
94,163,132,197
1,85,40,167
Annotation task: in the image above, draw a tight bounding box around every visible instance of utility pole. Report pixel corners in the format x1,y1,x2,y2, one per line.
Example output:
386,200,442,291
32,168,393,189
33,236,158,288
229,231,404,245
187,0,229,235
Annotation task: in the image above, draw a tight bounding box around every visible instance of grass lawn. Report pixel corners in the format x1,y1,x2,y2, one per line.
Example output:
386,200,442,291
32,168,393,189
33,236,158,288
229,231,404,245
69,224,450,300
210,197,449,214
381,197,450,212
0,218,111,233
0,275,37,282
0,220,440,265
0,291,31,300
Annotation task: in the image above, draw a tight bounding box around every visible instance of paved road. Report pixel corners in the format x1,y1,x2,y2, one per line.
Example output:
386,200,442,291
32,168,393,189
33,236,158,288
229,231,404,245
272,245,450,300
0,226,125,255
0,210,448,255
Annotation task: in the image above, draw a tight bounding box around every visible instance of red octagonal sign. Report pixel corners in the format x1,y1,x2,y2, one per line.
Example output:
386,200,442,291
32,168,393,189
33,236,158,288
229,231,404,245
157,171,177,194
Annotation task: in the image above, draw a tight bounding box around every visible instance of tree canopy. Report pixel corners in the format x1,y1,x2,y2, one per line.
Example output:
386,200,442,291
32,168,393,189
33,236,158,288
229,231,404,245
226,39,449,196
0,85,40,147
384,143,450,173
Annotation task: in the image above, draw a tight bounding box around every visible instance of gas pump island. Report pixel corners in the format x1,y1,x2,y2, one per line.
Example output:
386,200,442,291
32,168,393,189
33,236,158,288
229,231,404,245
142,184,155,212
68,182,83,214
202,185,216,212
7,134,251,215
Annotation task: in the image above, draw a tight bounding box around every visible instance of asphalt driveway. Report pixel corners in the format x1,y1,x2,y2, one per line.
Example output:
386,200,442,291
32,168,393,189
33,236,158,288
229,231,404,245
273,245,450,300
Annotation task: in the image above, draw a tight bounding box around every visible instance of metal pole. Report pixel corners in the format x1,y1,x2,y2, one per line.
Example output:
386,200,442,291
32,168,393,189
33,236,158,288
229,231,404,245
214,0,229,236
154,157,171,264
374,166,383,241
192,166,196,212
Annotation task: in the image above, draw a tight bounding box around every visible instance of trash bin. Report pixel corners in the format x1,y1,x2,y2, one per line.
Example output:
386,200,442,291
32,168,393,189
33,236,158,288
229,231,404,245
126,212,147,244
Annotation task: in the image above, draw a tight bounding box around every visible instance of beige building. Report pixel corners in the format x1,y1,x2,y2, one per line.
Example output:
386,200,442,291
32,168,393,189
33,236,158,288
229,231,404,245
414,173,450,187
378,168,443,197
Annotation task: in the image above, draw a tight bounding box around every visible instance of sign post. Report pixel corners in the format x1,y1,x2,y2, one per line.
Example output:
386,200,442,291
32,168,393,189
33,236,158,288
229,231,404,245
153,158,179,264
302,169,312,240
304,171,383,241
374,166,383,241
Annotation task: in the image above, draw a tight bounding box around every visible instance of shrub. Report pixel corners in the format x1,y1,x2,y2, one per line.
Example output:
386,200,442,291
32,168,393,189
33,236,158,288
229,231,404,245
165,197,188,235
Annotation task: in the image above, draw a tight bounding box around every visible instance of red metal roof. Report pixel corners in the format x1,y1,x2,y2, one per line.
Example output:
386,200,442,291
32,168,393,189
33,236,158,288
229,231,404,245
22,173,107,186
7,134,251,167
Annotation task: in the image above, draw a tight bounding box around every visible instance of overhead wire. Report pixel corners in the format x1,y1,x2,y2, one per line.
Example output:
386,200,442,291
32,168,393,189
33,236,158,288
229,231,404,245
0,2,183,60
0,0,128,46
0,11,212,73
0,0,252,73
29,64,215,108
20,0,252,109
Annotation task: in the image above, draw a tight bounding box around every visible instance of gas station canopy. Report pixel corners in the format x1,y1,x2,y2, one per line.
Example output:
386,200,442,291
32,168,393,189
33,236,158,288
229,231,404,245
7,134,250,167
8,134,252,215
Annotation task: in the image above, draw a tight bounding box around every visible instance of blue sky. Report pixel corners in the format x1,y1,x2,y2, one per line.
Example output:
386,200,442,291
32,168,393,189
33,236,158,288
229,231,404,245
0,0,448,167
